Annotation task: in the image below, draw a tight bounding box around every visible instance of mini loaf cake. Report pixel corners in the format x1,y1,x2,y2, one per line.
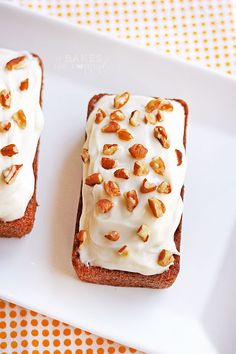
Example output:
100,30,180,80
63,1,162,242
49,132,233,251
72,92,188,288
0,49,44,238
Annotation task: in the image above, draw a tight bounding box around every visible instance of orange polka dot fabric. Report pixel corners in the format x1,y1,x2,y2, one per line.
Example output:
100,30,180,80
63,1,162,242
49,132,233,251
0,300,141,353
3,0,236,352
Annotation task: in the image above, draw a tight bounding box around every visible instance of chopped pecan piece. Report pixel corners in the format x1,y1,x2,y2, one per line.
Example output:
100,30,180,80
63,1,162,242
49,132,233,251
12,109,27,129
19,78,29,91
133,161,149,176
114,92,130,109
148,198,166,218
137,224,150,242
153,126,170,149
110,109,125,121
140,178,156,193
102,121,120,133
0,120,11,133
129,110,141,127
81,148,90,163
2,164,23,184
105,231,120,241
124,190,139,212
129,144,148,159
157,181,171,194
101,157,116,169
5,55,27,70
95,108,106,124
76,230,88,249
104,180,121,197
118,245,129,256
96,199,113,213
85,173,103,186
175,149,183,166
149,157,165,176
114,168,130,179
1,144,18,157
117,129,133,141
158,249,174,266
0,89,11,109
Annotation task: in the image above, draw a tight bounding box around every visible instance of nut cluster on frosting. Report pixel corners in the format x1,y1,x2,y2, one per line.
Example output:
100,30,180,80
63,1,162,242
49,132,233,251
80,92,183,267
0,55,29,185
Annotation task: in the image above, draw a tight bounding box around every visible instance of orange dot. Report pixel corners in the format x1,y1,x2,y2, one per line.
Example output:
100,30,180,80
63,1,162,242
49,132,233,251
0,321,6,329
64,339,71,346
96,337,104,345
21,320,28,327
9,302,16,308
76,350,83,354
85,331,91,335
0,342,7,349
65,351,72,354
86,338,93,346
54,351,61,354
107,340,114,344
74,328,82,335
32,340,39,347
0,301,5,308
0,311,6,318
20,309,27,316
108,348,115,354
21,340,28,348
119,346,126,353
31,319,38,326
129,349,137,353
42,319,49,327
75,338,82,346
32,351,40,354
10,331,17,338
32,329,39,336
21,330,28,337
0,331,6,339
52,319,59,327
63,328,71,336
53,339,60,347
43,351,50,354
42,329,49,337
97,349,104,354
30,310,37,316
42,339,49,347
53,329,60,336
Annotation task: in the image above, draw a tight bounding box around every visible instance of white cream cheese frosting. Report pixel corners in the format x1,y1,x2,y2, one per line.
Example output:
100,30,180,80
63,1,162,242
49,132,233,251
79,94,186,275
0,49,44,222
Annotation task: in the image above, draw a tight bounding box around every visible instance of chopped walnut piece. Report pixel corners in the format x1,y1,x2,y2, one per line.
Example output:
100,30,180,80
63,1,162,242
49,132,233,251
105,231,120,241
133,161,149,176
103,144,118,155
110,109,125,121
157,181,171,194
1,144,18,157
148,198,166,218
5,55,27,70
153,126,170,149
137,224,150,242
129,110,141,127
102,121,120,133
114,168,130,179
0,120,11,133
158,249,174,266
117,129,133,141
124,190,139,212
118,245,129,256
85,173,103,186
2,164,23,184
144,113,157,125
104,180,121,197
0,89,11,109
140,178,156,193
114,92,130,109
76,230,88,249
149,157,165,176
175,149,183,166
96,199,113,213
19,78,29,91
128,144,148,159
12,109,27,129
101,157,116,169
81,148,90,163
95,108,106,124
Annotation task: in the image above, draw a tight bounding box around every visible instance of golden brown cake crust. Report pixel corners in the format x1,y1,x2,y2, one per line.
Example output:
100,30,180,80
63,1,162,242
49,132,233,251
72,94,188,288
0,54,43,238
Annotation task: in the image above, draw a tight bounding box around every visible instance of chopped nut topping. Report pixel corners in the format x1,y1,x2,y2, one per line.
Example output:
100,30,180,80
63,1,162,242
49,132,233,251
129,110,141,127
145,98,173,113
114,168,130,179
145,99,159,113
158,249,174,267
85,173,103,186
19,78,29,91
128,144,148,159
144,113,157,125
105,231,120,241
156,111,164,122
101,157,116,169
117,129,133,141
5,55,27,70
140,178,156,193
150,156,165,176
153,126,170,149
157,181,171,194
76,230,88,249
175,149,183,166
102,121,120,133
103,144,118,155
2,164,23,184
104,180,121,197
133,161,149,176
118,245,129,256
148,198,166,218
81,148,90,163
95,108,106,124
114,92,130,109
1,144,18,157
137,224,150,242
124,190,139,212
110,109,125,121
0,120,11,133
12,109,27,129
96,199,113,213
0,89,11,109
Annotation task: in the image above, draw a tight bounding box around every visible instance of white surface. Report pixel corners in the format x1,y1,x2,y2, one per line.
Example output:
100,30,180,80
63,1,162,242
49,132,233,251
0,3,236,354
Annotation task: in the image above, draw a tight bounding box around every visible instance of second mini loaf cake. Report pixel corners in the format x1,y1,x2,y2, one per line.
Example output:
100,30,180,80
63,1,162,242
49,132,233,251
72,92,188,288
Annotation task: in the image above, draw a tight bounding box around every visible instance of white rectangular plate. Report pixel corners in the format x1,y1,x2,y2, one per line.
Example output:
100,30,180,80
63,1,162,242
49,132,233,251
0,3,236,354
